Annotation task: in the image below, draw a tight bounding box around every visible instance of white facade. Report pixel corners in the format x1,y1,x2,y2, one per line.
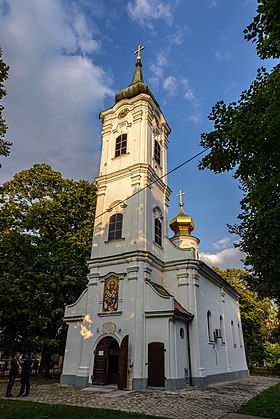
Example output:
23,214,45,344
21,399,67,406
61,52,249,390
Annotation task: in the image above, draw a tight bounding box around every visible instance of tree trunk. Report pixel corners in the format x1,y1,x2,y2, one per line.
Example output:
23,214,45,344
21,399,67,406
39,349,51,378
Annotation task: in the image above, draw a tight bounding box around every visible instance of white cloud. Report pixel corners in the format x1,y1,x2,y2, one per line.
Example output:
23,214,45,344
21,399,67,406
187,113,202,124
150,63,164,78
207,0,218,7
149,50,168,86
0,0,113,182
73,13,101,54
148,25,187,83
167,25,189,46
215,50,231,62
200,247,245,270
127,0,174,28
200,236,246,269
163,75,178,94
213,237,232,250
184,88,195,101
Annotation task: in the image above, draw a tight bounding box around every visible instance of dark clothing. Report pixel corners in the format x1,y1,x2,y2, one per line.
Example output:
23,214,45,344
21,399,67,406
32,359,39,375
6,375,16,396
21,358,32,377
9,358,20,376
6,357,21,396
19,358,33,396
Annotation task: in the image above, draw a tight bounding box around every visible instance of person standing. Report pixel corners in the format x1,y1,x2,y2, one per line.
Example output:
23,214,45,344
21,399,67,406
6,352,21,397
18,353,33,397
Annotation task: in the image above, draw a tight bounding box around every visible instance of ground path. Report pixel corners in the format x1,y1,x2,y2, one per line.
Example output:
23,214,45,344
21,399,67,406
0,375,279,418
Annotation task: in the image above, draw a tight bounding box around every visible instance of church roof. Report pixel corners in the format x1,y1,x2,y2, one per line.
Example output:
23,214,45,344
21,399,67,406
115,45,159,107
148,281,193,319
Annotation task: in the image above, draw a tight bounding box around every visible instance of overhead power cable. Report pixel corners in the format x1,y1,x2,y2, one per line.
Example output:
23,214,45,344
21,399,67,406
94,147,210,221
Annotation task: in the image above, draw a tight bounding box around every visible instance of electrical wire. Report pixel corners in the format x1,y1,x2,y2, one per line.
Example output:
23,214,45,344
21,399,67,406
94,147,210,221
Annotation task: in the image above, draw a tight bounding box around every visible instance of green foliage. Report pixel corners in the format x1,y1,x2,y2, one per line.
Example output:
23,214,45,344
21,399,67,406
238,383,280,418
0,47,12,163
264,342,280,367
214,268,279,367
0,399,166,419
244,0,280,59
0,164,96,355
200,64,280,302
200,1,280,302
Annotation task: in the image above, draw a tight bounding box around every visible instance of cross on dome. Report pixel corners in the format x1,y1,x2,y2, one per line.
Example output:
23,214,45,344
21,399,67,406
176,190,186,209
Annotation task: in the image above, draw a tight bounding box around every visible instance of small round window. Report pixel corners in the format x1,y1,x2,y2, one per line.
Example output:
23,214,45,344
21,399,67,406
180,327,184,339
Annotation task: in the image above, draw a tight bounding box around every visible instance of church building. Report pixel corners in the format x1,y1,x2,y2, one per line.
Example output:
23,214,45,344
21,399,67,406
61,46,249,390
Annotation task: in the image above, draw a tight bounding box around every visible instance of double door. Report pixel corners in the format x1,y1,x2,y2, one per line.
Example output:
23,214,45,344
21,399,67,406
92,335,128,389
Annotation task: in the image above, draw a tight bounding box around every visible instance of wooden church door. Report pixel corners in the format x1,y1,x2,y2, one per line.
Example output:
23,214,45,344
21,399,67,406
93,336,128,386
92,337,109,384
118,335,129,389
148,342,165,387
93,336,120,385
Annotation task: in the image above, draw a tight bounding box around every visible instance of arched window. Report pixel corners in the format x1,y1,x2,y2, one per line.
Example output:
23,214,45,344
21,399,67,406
108,214,123,241
154,139,161,165
115,134,127,157
231,320,236,347
155,218,162,246
238,323,242,347
220,315,225,344
207,310,214,342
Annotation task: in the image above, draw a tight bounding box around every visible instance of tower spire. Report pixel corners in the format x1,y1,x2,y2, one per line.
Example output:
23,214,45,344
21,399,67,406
131,44,145,85
115,45,159,106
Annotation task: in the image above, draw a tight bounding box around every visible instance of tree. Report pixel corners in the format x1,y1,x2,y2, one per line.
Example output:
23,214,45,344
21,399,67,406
244,0,280,59
0,164,96,371
199,2,280,302
0,47,12,164
214,268,278,368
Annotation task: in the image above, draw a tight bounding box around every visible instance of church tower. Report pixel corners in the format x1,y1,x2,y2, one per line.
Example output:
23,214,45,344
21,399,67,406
91,44,171,261
61,47,248,390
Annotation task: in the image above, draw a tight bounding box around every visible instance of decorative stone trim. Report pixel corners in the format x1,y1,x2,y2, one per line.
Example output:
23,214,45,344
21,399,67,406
98,311,122,317
103,321,116,333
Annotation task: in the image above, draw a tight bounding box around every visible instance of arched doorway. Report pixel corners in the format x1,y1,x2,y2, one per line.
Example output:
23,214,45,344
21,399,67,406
92,335,128,388
92,336,119,385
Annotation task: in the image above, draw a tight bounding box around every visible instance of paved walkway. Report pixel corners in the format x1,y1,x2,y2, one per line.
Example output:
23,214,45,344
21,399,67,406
0,376,279,418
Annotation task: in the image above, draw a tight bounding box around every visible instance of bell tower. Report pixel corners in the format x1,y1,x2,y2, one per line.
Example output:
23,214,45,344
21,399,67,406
91,46,171,259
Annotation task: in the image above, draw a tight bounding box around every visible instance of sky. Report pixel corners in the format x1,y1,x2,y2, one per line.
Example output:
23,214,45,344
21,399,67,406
0,0,270,269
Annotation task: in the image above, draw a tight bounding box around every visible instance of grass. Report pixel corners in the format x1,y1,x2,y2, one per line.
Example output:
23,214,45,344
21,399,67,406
0,399,167,419
238,383,280,419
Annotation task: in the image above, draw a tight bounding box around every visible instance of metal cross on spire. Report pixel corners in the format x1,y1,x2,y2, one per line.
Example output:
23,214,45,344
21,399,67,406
134,45,145,62
176,190,186,209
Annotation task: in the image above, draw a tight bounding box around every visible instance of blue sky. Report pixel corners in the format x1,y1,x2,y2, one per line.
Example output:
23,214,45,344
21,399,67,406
0,0,269,269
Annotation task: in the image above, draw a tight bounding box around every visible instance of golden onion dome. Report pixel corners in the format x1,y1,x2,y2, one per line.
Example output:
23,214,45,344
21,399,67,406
169,190,196,237
169,208,196,237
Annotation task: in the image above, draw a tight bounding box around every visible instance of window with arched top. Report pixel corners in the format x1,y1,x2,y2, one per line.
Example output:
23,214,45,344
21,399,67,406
231,320,236,347
154,139,161,165
115,134,127,157
220,315,225,344
108,213,123,241
153,206,163,247
155,217,162,246
238,323,242,347
207,310,214,342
